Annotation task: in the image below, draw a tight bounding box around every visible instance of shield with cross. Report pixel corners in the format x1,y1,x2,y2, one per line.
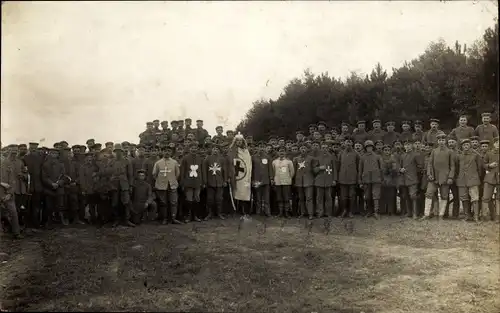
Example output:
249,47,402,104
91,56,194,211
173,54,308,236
234,158,247,181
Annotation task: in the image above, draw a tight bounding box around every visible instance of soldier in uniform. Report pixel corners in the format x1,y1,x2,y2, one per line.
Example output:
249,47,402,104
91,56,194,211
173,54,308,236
185,118,193,133
86,139,95,152
412,120,425,143
202,145,228,220
312,142,337,217
475,112,499,141
446,136,460,218
470,136,480,151
212,126,226,144
380,144,398,215
271,146,294,217
423,118,441,147
449,115,475,142
0,180,22,239
132,145,149,180
293,144,314,219
105,142,114,150
482,137,499,222
140,122,156,147
337,122,352,143
399,121,413,143
338,136,360,217
317,121,328,136
226,130,235,143
422,133,455,220
252,142,273,216
307,124,317,140
359,140,383,218
398,140,422,218
195,119,210,144
383,121,400,146
108,144,135,227
456,139,483,222
23,142,44,228
296,131,306,144
41,148,67,228
353,120,369,144
177,120,186,139
180,143,204,222
130,169,156,225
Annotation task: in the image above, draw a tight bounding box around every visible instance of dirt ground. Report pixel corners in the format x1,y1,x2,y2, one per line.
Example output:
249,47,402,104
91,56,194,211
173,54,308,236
1,216,499,313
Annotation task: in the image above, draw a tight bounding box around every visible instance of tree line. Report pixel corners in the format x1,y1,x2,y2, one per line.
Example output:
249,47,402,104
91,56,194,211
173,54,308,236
236,21,499,141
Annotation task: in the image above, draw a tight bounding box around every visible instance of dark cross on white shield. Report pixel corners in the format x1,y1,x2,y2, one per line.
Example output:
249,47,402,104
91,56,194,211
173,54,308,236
234,158,246,181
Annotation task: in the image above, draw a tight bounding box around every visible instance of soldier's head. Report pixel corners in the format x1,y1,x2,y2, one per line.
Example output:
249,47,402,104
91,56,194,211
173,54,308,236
277,138,285,146
357,121,366,131
386,121,395,132
113,144,124,158
461,139,471,151
324,133,332,141
137,169,146,181
430,119,439,129
344,138,353,149
331,141,341,153
458,115,468,126
211,145,220,155
493,137,499,150
18,144,27,156
186,132,195,141
146,122,154,131
341,123,349,133
171,120,179,129
161,121,168,129
265,143,273,154
413,139,422,151
49,148,59,159
296,131,304,141
401,121,410,132
226,130,234,139
285,140,293,150
175,145,184,156
404,141,413,152
437,133,447,146
299,144,308,155
178,120,184,128
8,145,19,157
105,142,114,150
383,145,392,156
185,118,192,127
71,145,81,156
28,142,39,153
204,136,212,145
196,119,203,128
85,153,93,164
393,140,402,151
354,142,363,152
372,120,381,130
470,136,479,149
269,136,277,146
291,144,299,155
447,138,457,149
86,139,95,150
317,122,326,132
216,126,223,135
480,140,490,152
364,140,374,152
311,141,320,152
375,140,384,151
313,131,322,141
277,146,286,158
163,146,173,158
414,121,422,132
153,120,160,129
136,145,145,157
189,143,198,154
308,124,316,135
481,112,491,124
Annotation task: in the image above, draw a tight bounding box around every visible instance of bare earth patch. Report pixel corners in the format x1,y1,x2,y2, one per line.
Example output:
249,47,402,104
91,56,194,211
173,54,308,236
1,216,498,312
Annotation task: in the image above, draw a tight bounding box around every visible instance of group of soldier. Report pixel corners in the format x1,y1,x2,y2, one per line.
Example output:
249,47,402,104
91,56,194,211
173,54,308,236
1,113,499,240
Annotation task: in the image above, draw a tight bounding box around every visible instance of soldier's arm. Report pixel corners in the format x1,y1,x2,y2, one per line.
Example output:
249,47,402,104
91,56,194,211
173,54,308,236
493,125,499,139
474,126,481,137
288,159,295,179
127,160,134,187
174,160,180,181
332,158,338,182
358,155,364,184
426,150,434,179
202,157,209,186
447,151,456,181
312,158,321,174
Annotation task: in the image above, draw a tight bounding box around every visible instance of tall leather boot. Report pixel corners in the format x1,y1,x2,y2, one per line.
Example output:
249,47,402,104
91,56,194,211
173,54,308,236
495,200,500,223
278,203,284,217
364,200,372,217
472,201,480,222
420,197,433,220
482,200,492,221
373,200,380,219
462,201,471,221
183,201,191,223
193,202,202,222
412,199,418,219
438,199,448,220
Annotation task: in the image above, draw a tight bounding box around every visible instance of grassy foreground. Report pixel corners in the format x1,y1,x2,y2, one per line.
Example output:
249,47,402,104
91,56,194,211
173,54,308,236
1,216,499,313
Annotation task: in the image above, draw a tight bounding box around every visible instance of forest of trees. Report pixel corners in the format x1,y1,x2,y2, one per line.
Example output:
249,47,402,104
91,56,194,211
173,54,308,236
236,21,499,141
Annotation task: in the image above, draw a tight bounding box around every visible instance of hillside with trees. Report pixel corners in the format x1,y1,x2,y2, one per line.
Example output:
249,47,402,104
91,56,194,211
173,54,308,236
236,21,498,141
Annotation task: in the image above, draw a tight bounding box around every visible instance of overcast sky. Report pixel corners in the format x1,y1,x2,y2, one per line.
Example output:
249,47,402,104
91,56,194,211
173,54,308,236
1,1,497,145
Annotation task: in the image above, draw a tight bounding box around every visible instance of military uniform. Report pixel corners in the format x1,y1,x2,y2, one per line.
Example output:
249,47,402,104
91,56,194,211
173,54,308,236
202,148,228,219
108,144,134,227
475,112,499,141
359,140,383,217
380,145,398,215
252,150,273,216
482,138,500,221
456,139,483,221
383,121,400,146
312,148,337,217
338,139,360,217
397,142,422,218
41,149,67,227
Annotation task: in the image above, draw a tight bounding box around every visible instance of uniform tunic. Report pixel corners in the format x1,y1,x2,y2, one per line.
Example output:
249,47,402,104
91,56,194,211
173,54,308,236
475,123,499,141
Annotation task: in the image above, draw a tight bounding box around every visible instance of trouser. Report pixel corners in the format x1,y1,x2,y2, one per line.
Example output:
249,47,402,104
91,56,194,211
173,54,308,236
130,202,158,224
206,186,224,216
482,183,500,219
14,194,29,226
447,184,460,218
1,199,21,236
42,193,65,225
254,184,271,215
110,189,131,222
425,182,450,217
297,186,314,217
82,193,99,222
223,186,232,214
67,188,86,222
363,183,381,214
28,192,43,227
400,185,418,217
97,192,112,223
274,185,292,215
292,187,299,216
200,187,207,216
184,187,201,220
315,186,332,217
381,186,397,215
156,189,178,221
355,186,364,214
340,184,357,214
331,185,342,216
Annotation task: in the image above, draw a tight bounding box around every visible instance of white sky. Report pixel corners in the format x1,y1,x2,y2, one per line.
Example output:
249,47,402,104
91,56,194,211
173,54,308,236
1,1,497,145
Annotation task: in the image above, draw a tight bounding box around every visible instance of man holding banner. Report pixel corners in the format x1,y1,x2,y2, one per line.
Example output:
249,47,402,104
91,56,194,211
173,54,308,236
227,133,253,216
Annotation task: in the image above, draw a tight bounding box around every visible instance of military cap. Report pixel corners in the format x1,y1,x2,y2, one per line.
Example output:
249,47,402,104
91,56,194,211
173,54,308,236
430,118,440,123
112,143,124,151
92,143,102,150
146,122,154,125
7,144,18,148
161,120,168,124
460,138,471,145
137,144,146,150
28,142,39,147
372,119,381,124
385,121,395,126
383,144,392,150
308,124,317,128
317,121,327,127
296,130,304,135
18,144,27,148
447,136,457,142
403,140,414,145
171,120,178,124
481,112,491,118
130,143,137,148
470,136,479,141
343,136,353,142
137,169,146,174
278,137,285,141
196,119,203,123
49,148,60,152
394,139,402,144
480,140,490,145
436,133,447,140
414,120,422,125
53,143,60,148
364,140,374,147
153,119,160,123
331,139,340,145
79,145,87,151
357,120,366,125
85,152,93,157
375,139,384,145
401,121,410,126
493,137,499,143
60,140,69,145
121,141,130,146
71,145,80,150
86,139,95,144
105,141,114,146
354,140,364,145
215,125,223,130
286,139,293,144
341,122,350,127
226,130,234,134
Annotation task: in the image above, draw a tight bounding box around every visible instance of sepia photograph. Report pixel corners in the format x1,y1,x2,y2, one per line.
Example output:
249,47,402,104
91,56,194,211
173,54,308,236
1,1,499,312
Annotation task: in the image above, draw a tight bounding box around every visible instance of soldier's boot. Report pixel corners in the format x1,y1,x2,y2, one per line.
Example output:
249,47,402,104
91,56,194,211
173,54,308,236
462,201,471,221
204,211,212,221
161,218,168,225
420,198,433,220
482,201,492,221
59,212,69,226
183,202,191,223
495,200,500,223
406,199,413,218
438,199,448,220
193,202,202,222
277,203,284,217
364,200,372,218
472,201,480,223
373,200,380,219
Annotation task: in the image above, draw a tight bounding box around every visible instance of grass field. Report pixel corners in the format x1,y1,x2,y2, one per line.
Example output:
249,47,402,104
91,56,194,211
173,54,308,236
1,216,499,313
